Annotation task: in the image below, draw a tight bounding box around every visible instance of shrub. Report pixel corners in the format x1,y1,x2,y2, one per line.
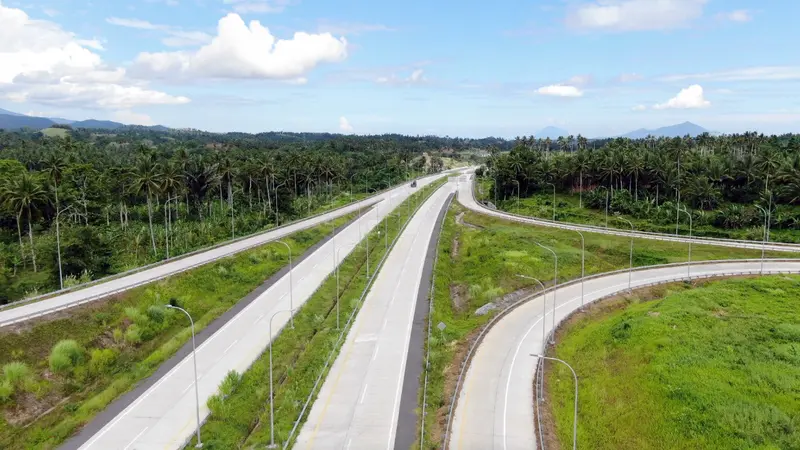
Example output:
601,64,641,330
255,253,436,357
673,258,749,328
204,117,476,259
49,340,84,373
146,305,165,323
112,328,123,343
125,325,143,344
124,307,149,327
88,349,118,376
3,362,30,386
0,380,13,402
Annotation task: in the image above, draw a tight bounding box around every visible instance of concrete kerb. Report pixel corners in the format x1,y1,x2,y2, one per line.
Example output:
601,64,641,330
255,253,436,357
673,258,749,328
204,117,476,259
442,257,800,449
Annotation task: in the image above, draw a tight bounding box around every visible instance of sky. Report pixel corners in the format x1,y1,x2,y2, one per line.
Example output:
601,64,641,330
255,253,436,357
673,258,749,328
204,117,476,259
0,0,799,138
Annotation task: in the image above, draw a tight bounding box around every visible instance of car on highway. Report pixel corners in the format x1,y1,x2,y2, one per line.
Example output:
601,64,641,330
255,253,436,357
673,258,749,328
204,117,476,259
410,180,417,188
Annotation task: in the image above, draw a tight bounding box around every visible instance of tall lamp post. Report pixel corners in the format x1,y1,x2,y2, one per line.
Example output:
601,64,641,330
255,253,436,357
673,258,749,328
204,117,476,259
531,354,578,450
512,180,520,214
165,305,203,448
755,204,769,275
535,242,558,344
616,217,634,291
546,182,556,221
572,229,586,308
335,243,359,330
678,206,693,280
268,308,296,448
54,204,77,290
274,240,295,328
516,274,548,401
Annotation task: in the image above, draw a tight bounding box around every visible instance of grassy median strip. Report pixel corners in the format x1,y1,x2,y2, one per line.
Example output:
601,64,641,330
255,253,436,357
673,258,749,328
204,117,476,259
546,275,800,449
0,212,356,450
417,202,800,448
188,177,449,449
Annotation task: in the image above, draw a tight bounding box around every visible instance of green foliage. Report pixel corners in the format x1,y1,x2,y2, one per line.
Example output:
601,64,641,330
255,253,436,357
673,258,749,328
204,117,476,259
3,362,30,386
0,380,13,402
48,340,84,374
546,276,800,449
88,349,118,376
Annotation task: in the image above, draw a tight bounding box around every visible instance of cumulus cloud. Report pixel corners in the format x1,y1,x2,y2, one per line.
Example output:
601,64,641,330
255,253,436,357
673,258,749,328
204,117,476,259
717,9,752,22
375,68,426,85
567,0,707,31
339,116,353,133
113,110,155,125
653,84,710,109
536,84,584,97
132,13,347,80
0,3,188,109
106,17,212,47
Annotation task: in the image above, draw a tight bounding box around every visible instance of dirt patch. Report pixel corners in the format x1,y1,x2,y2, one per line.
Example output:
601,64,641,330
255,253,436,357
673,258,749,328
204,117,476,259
452,236,460,259
455,212,483,230
450,284,467,312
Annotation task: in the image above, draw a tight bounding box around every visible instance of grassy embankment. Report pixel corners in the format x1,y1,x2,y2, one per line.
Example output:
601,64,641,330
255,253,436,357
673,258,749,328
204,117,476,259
476,177,800,243
0,211,358,450
546,276,800,449
417,201,799,448
186,177,449,449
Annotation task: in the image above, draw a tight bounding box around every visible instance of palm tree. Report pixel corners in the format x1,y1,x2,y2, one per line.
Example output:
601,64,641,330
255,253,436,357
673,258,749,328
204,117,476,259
1,171,48,272
130,159,161,256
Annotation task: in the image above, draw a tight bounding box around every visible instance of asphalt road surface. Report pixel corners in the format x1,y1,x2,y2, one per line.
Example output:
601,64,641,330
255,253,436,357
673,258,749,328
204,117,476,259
457,173,800,253
0,171,457,328
64,175,446,450
295,178,458,450
449,259,800,450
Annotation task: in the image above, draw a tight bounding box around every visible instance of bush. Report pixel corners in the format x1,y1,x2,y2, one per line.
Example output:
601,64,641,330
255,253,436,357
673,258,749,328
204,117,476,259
3,362,30,386
0,380,13,402
49,340,84,373
124,307,149,327
88,348,118,376
125,325,143,344
146,305,166,323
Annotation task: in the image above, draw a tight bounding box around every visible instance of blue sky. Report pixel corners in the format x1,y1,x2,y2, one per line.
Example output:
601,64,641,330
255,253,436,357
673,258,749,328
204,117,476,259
0,0,798,137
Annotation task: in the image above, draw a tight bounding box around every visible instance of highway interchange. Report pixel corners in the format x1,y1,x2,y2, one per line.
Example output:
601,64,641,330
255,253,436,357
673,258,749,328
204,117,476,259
5,168,798,449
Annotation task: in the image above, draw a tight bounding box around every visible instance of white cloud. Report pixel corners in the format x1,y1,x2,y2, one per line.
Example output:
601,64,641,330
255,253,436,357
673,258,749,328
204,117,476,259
717,9,752,22
566,74,592,86
536,84,584,97
653,84,710,110
660,66,800,82
113,110,155,125
567,0,707,31
632,104,646,111
106,17,212,47
132,13,347,80
617,72,644,82
0,4,189,109
339,116,353,133
223,0,291,14
375,68,427,85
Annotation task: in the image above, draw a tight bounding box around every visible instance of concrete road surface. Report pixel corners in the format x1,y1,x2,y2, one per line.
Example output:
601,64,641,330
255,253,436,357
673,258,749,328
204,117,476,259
457,173,800,253
449,260,800,450
295,179,458,450
66,175,446,450
1,172,456,327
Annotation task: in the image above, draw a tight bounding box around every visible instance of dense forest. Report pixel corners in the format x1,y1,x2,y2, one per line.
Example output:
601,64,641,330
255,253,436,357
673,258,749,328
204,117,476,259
484,132,800,240
0,129,478,304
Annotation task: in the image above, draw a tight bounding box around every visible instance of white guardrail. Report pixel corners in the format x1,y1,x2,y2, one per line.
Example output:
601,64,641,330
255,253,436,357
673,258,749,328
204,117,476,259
0,170,460,327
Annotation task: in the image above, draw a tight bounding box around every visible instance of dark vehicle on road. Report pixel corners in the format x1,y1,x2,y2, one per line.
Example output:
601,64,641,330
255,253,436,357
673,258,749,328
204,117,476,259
410,180,417,188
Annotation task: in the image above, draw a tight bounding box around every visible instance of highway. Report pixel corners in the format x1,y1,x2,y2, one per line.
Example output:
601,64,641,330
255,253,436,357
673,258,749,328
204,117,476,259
0,172,456,328
448,259,800,450
457,173,800,253
295,177,458,449
62,175,446,450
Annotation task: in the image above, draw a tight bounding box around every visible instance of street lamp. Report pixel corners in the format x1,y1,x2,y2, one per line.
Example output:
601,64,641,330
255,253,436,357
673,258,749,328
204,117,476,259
268,308,296,448
546,182,556,221
531,354,578,450
273,180,288,226
512,180,520,214
335,243,359,330
165,305,203,448
572,229,586,308
516,274,548,402
678,206,693,280
616,217,634,291
274,240,294,328
535,242,558,344
755,204,769,275
54,204,78,290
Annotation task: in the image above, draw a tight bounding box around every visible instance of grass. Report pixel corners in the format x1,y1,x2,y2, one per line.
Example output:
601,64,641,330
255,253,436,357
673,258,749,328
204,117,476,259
0,211,357,450
40,128,69,138
545,275,800,449
417,202,800,449
186,177,449,449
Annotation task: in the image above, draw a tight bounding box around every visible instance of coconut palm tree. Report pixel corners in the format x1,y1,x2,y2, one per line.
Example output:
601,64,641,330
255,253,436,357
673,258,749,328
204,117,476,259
0,171,49,272
130,159,161,256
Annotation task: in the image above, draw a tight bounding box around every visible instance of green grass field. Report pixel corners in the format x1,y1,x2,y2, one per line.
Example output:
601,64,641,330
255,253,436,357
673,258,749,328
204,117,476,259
186,176,448,449
0,213,356,450
417,202,799,448
40,128,69,138
545,276,800,449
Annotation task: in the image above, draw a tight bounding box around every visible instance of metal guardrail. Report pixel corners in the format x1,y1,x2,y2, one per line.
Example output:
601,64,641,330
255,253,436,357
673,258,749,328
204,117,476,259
282,176,451,448
0,172,459,327
466,174,800,252
442,258,800,449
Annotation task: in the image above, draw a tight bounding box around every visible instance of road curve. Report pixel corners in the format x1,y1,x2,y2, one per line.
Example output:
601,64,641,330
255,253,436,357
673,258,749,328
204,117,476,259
64,174,449,450
448,259,800,450
295,177,458,450
0,171,458,327
457,173,800,253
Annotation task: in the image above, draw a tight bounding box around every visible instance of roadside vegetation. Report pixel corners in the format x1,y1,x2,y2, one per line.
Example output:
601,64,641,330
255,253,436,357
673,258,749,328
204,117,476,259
481,133,800,243
0,212,356,450
417,202,798,449
187,177,449,449
545,276,800,449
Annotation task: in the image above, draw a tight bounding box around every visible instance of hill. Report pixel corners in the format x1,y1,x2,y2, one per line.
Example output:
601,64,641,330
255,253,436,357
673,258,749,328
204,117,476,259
0,108,24,117
622,121,709,139
71,119,125,130
0,114,55,130
537,126,569,139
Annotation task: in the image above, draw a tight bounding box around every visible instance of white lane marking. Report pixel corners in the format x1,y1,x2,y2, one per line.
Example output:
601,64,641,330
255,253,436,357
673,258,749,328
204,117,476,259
372,343,380,361
223,339,240,354
346,438,353,450
359,384,369,404
122,426,148,450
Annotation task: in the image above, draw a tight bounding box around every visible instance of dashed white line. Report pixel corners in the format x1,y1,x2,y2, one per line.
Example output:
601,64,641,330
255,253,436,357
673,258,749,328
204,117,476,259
122,426,148,450
359,383,369,404
372,343,380,361
223,339,239,354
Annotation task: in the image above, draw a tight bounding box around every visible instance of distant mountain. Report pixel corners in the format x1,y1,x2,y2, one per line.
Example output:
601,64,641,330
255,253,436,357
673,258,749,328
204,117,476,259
537,126,569,140
71,119,125,130
0,108,25,117
0,113,56,130
50,117,75,125
622,122,709,139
